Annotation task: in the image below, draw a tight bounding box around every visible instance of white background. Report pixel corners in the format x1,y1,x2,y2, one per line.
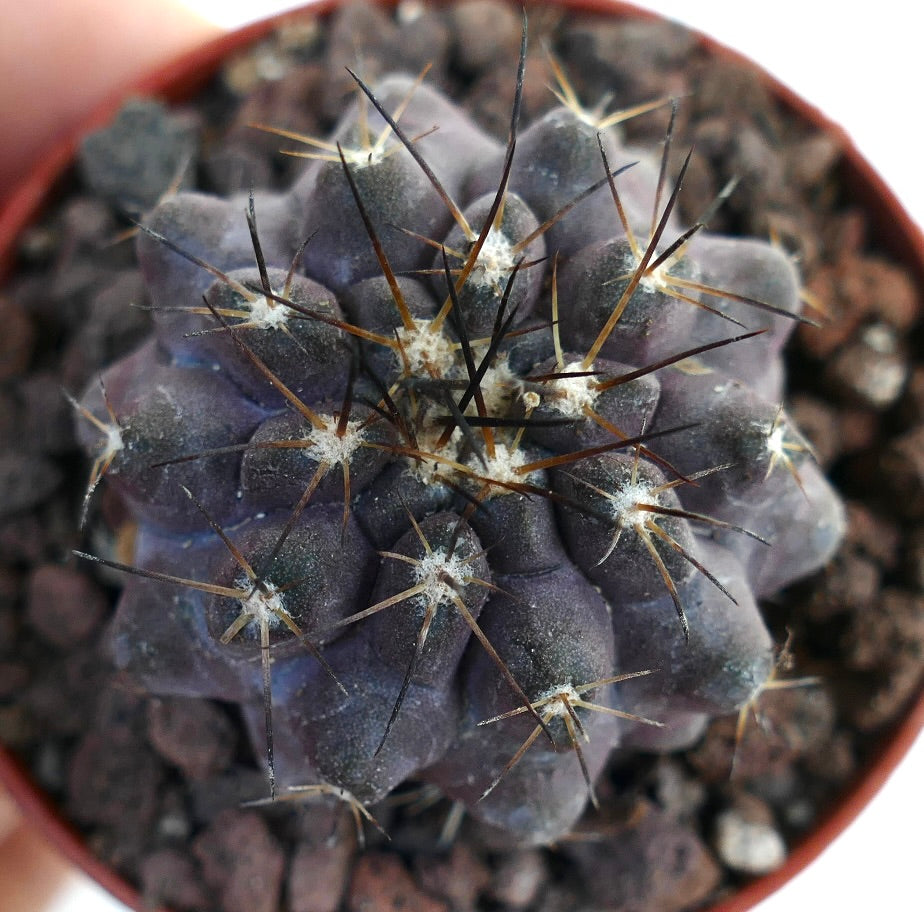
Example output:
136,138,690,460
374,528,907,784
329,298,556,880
45,2,924,911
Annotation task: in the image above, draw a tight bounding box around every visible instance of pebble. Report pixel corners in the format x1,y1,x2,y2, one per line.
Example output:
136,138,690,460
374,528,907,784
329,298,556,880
693,58,778,124
713,803,786,875
15,223,59,265
154,787,194,842
78,98,199,214
825,327,908,409
20,371,77,456
140,848,210,912
730,126,787,208
26,564,107,649
347,853,449,912
787,133,842,190
61,268,152,388
56,197,117,256
842,587,924,731
853,672,924,733
222,41,290,97
33,740,66,792
291,799,353,846
66,729,163,834
146,696,237,780
188,766,270,824
687,682,836,785
210,63,326,194
193,809,286,912
564,802,721,912
449,0,522,74
531,884,582,912
561,17,695,100
33,645,110,740
0,295,35,382
788,394,841,467
465,50,555,139
0,452,61,519
0,497,77,565
742,687,836,779
322,1,400,119
843,587,924,671
487,849,547,908
807,549,879,622
414,842,491,911
395,4,452,77
800,254,920,359
880,425,924,519
652,758,708,820
289,838,355,912
844,501,902,569
802,730,857,786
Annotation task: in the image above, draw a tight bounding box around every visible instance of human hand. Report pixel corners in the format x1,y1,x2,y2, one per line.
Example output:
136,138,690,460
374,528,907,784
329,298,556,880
0,3,218,908
0,787,73,912
0,0,219,206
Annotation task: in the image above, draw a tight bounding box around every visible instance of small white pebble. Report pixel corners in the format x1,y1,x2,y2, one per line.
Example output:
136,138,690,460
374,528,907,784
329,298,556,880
397,0,425,23
861,322,897,354
714,808,786,874
856,357,907,409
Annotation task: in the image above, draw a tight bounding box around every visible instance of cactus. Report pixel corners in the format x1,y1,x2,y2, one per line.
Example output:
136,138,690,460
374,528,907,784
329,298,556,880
72,14,845,847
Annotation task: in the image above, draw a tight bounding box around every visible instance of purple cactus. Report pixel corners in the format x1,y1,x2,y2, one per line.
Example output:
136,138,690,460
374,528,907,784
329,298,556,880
74,22,844,846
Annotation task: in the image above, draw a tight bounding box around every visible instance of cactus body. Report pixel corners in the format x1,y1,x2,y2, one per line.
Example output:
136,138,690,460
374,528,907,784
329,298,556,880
76,38,845,845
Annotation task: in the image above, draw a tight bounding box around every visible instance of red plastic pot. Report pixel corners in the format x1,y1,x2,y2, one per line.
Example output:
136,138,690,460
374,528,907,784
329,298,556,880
1,2,922,910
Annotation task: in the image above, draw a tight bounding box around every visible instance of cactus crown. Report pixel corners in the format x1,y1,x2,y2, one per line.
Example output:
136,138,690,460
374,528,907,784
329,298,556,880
73,8,844,845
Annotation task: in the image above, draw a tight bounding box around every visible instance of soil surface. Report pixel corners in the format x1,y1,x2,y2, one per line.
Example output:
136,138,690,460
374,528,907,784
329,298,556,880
1,2,923,911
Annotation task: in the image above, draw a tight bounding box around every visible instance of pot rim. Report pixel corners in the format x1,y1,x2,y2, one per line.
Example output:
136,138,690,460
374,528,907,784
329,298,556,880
1,2,922,911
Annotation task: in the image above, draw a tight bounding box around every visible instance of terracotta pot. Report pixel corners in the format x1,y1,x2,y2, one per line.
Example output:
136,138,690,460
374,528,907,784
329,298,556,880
1,2,921,911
